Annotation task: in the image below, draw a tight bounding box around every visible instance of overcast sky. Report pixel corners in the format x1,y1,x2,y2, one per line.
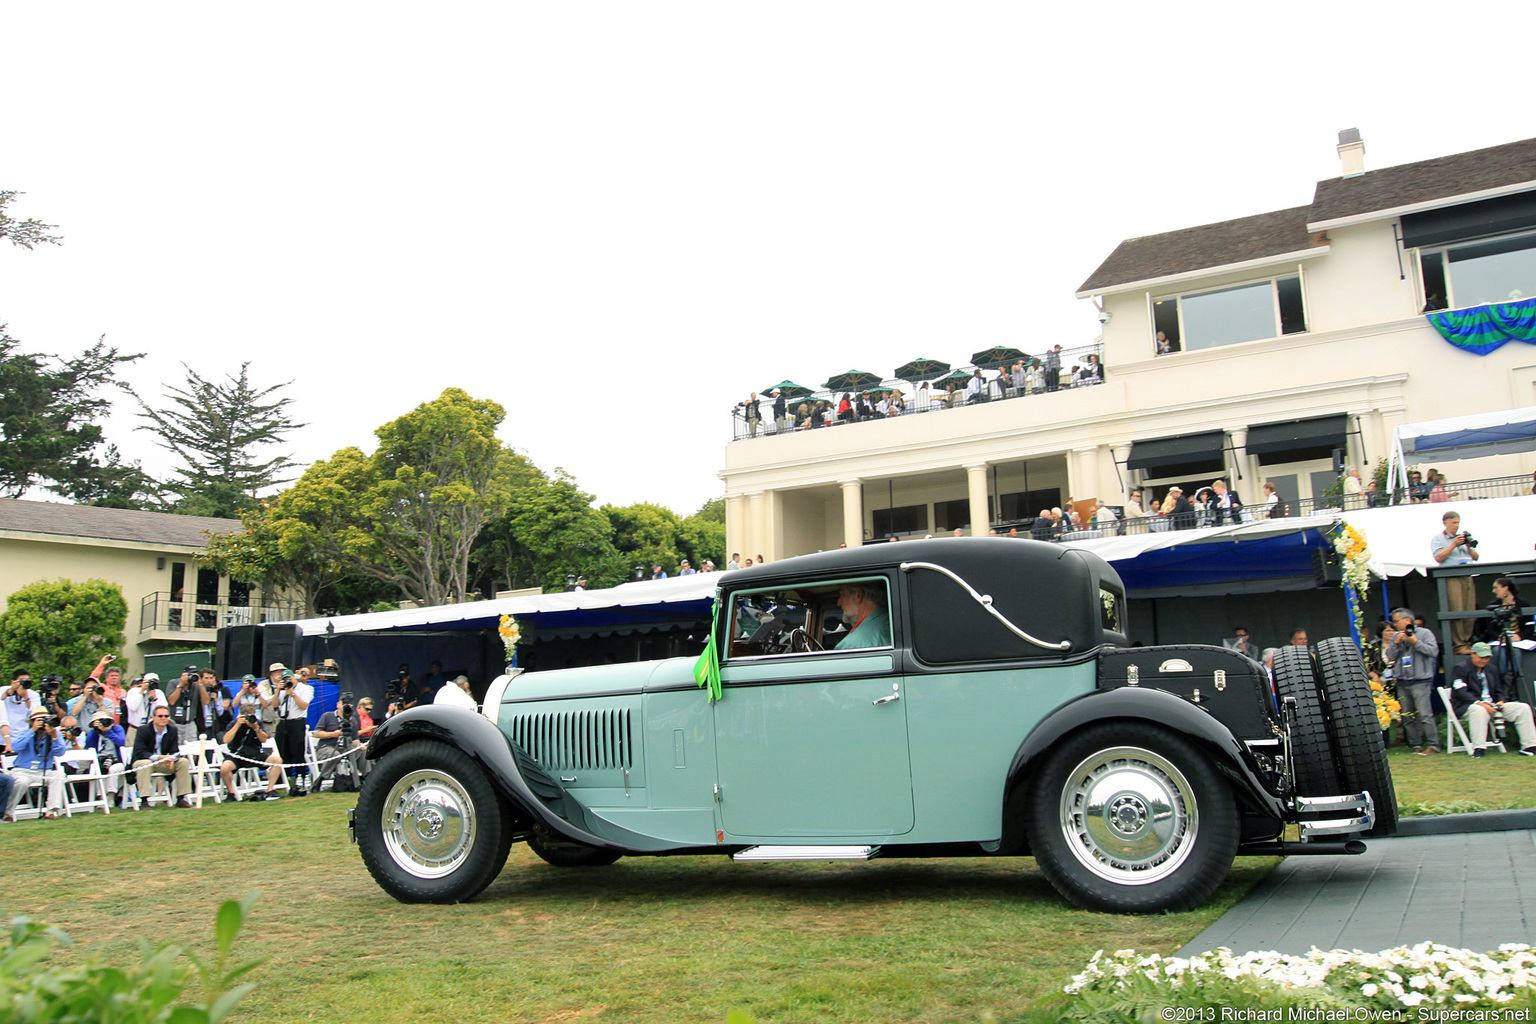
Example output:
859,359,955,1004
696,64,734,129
2,3,1525,515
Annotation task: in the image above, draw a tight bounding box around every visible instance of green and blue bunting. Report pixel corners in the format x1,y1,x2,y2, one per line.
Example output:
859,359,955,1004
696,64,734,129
1426,297,1536,355
693,597,722,702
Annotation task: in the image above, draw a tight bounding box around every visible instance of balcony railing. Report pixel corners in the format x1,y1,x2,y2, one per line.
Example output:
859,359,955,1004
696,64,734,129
986,472,1533,541
139,593,303,636
730,342,1105,441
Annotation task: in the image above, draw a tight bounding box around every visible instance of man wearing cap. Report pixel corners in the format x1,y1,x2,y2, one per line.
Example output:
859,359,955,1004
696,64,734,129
2,670,43,755
84,711,129,805
87,654,128,719
129,704,193,807
6,707,69,819
1449,641,1536,756
432,674,476,709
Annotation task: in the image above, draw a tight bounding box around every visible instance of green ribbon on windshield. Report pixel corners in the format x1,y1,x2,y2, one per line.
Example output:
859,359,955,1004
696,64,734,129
693,596,722,702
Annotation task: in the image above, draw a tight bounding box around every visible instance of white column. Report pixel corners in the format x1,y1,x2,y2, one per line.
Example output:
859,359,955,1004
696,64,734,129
744,491,765,559
725,494,747,562
965,464,990,536
1070,446,1102,502
840,479,864,548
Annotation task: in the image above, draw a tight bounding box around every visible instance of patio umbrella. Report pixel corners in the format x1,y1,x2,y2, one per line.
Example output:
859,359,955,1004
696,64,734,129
893,357,951,381
823,369,882,392
931,369,972,387
969,345,1026,369
759,380,815,400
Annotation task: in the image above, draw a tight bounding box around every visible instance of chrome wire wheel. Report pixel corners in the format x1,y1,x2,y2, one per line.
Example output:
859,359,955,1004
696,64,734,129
381,768,479,879
1058,745,1197,886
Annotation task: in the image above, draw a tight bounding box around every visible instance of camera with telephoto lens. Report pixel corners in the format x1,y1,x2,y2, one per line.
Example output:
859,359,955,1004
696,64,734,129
339,690,355,722
37,675,61,697
1401,622,1416,637
1462,531,1478,549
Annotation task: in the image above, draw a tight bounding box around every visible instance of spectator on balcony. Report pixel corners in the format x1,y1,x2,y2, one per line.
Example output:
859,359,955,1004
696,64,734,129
1408,469,1429,503
1031,510,1055,541
1044,345,1062,392
1209,478,1244,526
988,373,1007,402
1257,481,1287,519
1085,353,1105,382
1428,469,1452,502
1156,331,1177,356
944,382,963,409
1166,487,1196,530
1123,489,1149,530
768,390,786,432
1010,360,1026,394
740,392,761,438
836,392,854,424
1343,467,1365,509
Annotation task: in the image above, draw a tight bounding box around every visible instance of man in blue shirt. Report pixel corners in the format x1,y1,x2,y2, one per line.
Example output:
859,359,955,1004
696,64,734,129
835,584,892,650
6,707,67,819
1432,510,1480,654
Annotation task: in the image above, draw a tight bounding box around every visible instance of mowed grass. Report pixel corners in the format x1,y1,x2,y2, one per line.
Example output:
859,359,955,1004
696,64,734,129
1386,726,1536,812
0,793,1276,1024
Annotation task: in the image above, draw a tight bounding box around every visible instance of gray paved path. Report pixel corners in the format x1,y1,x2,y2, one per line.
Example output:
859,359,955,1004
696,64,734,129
1181,829,1536,955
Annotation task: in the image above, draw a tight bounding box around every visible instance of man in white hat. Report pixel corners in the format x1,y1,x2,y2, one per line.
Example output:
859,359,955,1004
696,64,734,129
122,673,167,746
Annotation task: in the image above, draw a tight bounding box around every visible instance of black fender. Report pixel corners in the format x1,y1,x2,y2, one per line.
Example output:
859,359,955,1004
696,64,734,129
365,706,681,853
1005,687,1285,820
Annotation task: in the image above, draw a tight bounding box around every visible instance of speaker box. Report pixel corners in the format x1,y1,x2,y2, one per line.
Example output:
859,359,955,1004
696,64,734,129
216,625,260,681
1312,547,1342,588
260,624,304,672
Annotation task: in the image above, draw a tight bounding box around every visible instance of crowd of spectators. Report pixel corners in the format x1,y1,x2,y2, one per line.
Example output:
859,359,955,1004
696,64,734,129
735,347,1105,439
0,655,459,822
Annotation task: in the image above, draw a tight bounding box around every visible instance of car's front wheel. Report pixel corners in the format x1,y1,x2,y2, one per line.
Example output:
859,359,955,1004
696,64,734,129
1025,722,1239,913
355,739,510,904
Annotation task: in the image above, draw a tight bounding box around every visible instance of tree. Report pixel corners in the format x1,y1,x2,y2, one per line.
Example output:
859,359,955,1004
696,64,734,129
0,331,145,501
0,578,127,678
200,499,345,619
603,502,683,576
0,191,61,249
264,389,534,607
677,497,726,569
473,469,625,593
132,362,302,517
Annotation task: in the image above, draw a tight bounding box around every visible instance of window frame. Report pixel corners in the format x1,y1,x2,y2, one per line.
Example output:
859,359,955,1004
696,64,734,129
1420,227,1536,310
1148,269,1308,354
722,574,895,664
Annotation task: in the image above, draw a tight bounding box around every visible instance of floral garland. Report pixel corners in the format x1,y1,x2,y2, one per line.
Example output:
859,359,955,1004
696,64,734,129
1065,943,1536,1012
1369,678,1402,728
1331,522,1376,639
497,613,521,665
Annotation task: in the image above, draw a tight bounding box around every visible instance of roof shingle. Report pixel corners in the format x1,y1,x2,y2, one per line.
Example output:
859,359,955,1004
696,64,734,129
0,498,242,549
1310,136,1536,225
1077,207,1319,295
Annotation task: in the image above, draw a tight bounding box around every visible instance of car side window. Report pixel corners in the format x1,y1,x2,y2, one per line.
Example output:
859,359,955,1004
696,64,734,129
726,578,891,660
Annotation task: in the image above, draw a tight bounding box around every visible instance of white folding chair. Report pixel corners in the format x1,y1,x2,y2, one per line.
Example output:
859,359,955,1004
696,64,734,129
59,748,110,816
1439,686,1506,755
181,739,223,807
227,739,289,800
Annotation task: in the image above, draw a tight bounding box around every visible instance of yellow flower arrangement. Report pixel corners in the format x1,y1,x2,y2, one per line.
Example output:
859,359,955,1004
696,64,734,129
1369,678,1402,728
498,613,521,663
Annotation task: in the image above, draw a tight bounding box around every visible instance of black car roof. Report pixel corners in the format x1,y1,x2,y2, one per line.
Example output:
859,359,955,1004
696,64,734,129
722,537,1115,586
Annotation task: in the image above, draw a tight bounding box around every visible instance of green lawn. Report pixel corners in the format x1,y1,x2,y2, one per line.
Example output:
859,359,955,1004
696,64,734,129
3,745,1510,1023
1,794,1274,1024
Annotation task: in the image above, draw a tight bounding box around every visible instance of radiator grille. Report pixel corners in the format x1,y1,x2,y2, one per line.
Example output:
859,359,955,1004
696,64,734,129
505,708,633,770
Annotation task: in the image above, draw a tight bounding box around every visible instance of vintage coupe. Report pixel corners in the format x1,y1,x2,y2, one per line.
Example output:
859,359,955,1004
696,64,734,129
350,538,1392,913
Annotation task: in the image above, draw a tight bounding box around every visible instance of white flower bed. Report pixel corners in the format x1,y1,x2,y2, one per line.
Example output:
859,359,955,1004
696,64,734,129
1065,943,1536,1012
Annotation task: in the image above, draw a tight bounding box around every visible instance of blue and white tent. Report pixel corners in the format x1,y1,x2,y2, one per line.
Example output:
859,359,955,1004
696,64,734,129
1388,407,1536,495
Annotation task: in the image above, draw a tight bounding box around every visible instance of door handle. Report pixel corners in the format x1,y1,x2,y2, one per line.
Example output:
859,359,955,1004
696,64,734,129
872,693,901,706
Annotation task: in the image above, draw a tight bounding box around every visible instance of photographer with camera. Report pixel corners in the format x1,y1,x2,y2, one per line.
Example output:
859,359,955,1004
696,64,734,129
166,666,207,744
195,669,231,738
219,702,284,801
5,707,68,820
75,676,117,733
2,670,43,755
1384,606,1441,754
267,667,312,796
84,711,129,806
1432,510,1481,654
1480,577,1532,692
129,706,193,808
1448,643,1536,756
87,654,127,716
36,675,70,722
312,693,360,792
123,674,168,746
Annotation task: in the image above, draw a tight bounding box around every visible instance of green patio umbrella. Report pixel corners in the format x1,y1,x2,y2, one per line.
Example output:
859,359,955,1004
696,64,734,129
969,345,1026,370
759,380,815,400
893,357,951,381
930,369,972,387
823,369,883,392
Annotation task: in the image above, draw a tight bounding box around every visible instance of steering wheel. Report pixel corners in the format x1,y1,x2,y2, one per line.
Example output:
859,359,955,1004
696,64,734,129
789,627,822,653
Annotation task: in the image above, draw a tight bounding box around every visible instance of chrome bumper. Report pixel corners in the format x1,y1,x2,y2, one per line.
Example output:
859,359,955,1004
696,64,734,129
1294,791,1375,841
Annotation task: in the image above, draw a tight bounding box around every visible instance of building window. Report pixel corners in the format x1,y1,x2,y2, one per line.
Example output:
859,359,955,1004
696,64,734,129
1422,230,1536,309
872,504,928,537
934,499,972,533
1152,274,1306,353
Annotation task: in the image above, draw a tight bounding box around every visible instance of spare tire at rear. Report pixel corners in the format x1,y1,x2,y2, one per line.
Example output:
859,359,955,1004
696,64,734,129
1315,637,1398,837
1272,646,1339,797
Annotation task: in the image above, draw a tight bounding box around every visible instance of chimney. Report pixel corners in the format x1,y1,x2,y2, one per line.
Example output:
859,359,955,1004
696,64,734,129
1337,128,1366,178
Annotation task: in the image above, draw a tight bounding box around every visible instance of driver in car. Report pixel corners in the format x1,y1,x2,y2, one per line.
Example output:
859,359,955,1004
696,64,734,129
835,584,891,649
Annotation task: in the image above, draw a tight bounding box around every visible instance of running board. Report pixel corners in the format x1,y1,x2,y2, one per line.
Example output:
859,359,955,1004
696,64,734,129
733,845,882,861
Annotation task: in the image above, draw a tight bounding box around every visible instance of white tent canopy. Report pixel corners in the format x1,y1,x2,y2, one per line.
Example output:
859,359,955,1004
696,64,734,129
1388,406,1536,494
1339,493,1535,577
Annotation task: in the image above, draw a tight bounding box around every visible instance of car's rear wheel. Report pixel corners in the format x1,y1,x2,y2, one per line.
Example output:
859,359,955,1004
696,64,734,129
1272,646,1340,796
527,832,623,868
1024,722,1239,913
355,739,508,903
1315,637,1398,837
